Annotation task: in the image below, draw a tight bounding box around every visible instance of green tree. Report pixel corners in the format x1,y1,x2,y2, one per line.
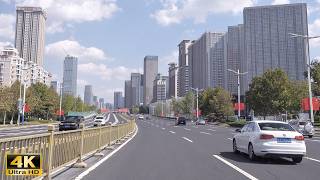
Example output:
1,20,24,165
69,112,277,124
309,61,320,96
131,106,139,114
246,69,297,118
199,87,233,122
288,81,308,114
139,105,149,114
179,92,194,118
26,83,59,119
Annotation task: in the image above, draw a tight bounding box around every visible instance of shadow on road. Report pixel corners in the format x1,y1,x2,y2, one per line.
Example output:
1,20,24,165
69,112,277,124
219,152,296,165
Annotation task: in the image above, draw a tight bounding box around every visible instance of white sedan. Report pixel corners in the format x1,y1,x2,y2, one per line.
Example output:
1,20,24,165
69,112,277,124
93,115,107,126
232,120,306,163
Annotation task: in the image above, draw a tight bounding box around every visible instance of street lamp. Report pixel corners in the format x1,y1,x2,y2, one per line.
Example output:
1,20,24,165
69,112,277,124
59,83,64,121
190,87,204,120
227,69,248,119
20,65,33,125
289,33,320,123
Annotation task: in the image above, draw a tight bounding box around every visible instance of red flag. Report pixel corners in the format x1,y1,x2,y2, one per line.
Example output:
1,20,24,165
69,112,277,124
24,104,30,113
234,103,245,111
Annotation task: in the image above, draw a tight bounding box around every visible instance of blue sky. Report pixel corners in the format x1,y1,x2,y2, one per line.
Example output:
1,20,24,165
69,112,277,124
1,0,320,103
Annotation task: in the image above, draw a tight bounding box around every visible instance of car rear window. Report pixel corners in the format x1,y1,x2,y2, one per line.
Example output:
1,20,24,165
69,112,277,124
258,123,295,131
298,122,306,125
96,117,104,119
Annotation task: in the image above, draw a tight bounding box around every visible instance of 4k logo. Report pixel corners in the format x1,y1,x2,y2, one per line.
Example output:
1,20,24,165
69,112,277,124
6,154,42,176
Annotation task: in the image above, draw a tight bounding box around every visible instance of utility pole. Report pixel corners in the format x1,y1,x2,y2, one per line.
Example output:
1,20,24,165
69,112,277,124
227,69,248,120
289,33,320,123
191,87,204,120
59,84,63,121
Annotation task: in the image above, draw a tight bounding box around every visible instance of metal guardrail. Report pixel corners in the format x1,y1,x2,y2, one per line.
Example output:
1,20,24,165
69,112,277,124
0,119,136,180
315,128,320,137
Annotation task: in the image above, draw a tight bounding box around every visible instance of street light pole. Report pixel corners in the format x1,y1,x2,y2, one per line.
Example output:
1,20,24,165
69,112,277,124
227,69,248,120
191,87,204,119
59,84,63,121
289,33,320,123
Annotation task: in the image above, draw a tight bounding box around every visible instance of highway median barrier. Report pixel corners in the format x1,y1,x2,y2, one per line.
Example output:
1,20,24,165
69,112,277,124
0,118,136,180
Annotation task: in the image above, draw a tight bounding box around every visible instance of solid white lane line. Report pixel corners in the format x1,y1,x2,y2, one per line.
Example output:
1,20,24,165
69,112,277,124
169,131,176,134
184,128,191,131
74,124,138,180
207,129,216,131
112,114,119,125
106,113,111,122
182,137,193,143
200,131,211,135
227,138,233,141
213,155,258,180
304,157,320,163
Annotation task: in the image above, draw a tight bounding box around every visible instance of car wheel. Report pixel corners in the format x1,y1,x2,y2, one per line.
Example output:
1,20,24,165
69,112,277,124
292,156,303,163
308,135,313,138
248,143,256,161
233,139,239,154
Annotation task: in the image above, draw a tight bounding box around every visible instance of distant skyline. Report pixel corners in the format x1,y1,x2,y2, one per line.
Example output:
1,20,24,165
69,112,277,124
1,0,320,102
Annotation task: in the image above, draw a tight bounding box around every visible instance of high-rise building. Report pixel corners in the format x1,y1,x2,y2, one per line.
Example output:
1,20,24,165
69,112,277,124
227,25,246,95
131,73,143,106
209,33,227,89
178,40,193,97
0,47,24,86
99,98,104,109
50,81,60,94
243,3,308,91
114,91,124,109
62,55,78,96
93,96,98,107
0,47,51,87
153,74,169,102
124,80,132,108
15,7,46,67
168,63,178,98
105,103,113,110
143,56,158,105
84,85,93,105
189,32,227,90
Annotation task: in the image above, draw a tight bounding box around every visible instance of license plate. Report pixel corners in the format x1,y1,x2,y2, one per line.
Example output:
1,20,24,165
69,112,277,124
277,138,291,143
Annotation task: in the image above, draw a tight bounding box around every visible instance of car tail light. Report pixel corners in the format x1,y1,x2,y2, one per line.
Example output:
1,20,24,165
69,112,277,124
260,134,274,139
295,135,304,141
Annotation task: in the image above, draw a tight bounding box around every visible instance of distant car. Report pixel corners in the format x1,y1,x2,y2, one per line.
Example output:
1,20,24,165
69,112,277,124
289,120,314,138
93,115,107,126
176,117,186,125
138,115,144,120
59,116,84,131
196,118,206,125
233,120,306,163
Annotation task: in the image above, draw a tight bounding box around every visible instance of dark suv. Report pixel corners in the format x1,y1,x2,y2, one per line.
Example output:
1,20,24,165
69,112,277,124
176,117,187,125
59,116,84,131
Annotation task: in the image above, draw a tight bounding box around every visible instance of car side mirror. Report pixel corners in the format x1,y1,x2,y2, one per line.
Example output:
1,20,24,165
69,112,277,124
235,129,241,133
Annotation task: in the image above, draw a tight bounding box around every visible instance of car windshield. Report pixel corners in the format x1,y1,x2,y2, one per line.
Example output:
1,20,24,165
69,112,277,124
258,122,295,131
63,116,78,122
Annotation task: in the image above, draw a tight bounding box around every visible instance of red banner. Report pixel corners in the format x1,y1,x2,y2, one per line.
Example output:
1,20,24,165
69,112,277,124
56,110,64,116
117,108,129,113
100,108,110,113
233,103,245,111
24,104,30,113
301,97,320,111
193,110,202,116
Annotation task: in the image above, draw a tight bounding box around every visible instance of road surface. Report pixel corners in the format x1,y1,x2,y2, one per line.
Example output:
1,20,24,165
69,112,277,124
79,116,320,180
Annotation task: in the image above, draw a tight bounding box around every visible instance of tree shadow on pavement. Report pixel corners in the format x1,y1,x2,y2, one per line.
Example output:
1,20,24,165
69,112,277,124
219,152,296,165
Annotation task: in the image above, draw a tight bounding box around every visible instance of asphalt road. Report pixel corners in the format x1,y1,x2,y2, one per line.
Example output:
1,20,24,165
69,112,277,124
81,116,320,180
0,113,125,138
